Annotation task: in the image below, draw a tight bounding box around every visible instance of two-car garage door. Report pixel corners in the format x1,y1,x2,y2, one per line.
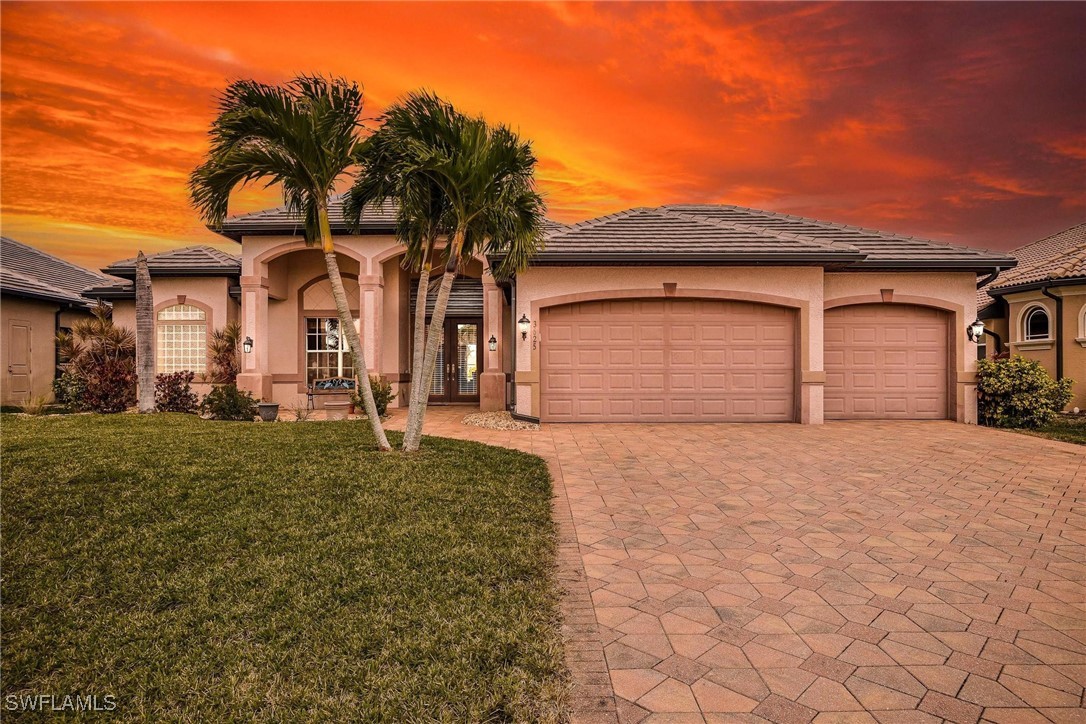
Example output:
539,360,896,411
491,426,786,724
540,298,795,422
539,298,949,423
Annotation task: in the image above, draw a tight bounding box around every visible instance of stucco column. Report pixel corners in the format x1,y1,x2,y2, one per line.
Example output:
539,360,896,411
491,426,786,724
479,278,506,411
237,275,272,401
800,301,824,425
358,273,383,375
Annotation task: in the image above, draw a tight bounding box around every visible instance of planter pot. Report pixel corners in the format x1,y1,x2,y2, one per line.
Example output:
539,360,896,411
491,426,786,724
257,402,280,422
325,401,350,421
348,402,356,415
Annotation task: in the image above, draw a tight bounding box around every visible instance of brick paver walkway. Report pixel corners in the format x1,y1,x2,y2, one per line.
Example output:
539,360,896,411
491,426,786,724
387,409,1086,723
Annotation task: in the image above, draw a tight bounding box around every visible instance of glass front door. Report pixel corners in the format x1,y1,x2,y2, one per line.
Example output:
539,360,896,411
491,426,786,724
427,317,480,403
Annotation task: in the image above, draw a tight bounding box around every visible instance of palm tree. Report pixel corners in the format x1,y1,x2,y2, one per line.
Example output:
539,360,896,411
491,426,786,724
189,75,391,450
135,251,155,412
346,91,545,452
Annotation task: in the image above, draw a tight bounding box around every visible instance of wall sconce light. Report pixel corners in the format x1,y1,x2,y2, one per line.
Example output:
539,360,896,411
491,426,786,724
518,314,530,340
966,319,985,343
242,336,254,354
488,335,498,352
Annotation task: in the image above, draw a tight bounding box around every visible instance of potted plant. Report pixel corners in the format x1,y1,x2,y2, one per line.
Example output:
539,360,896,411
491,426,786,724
257,400,280,422
348,390,359,415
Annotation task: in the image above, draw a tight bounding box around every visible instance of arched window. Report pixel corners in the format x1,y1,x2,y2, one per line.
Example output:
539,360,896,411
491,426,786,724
157,304,207,373
1023,305,1050,341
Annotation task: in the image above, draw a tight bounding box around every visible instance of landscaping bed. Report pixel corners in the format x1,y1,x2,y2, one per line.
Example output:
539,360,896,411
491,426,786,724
1,414,566,721
1008,413,1086,445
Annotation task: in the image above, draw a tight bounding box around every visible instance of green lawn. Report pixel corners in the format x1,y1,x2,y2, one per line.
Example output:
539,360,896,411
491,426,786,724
1010,414,1086,445
1,414,566,721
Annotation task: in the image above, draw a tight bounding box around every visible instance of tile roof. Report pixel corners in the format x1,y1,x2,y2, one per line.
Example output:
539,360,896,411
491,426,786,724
216,194,569,242
1,237,114,308
86,245,241,300
540,207,862,263
536,204,1014,270
102,245,241,278
977,222,1086,311
216,197,399,241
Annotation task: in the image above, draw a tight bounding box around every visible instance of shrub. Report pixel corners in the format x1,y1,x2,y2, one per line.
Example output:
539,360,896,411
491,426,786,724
155,371,199,413
53,369,86,410
977,356,1074,428
200,384,257,421
208,322,241,384
56,302,136,413
20,395,51,416
355,376,394,418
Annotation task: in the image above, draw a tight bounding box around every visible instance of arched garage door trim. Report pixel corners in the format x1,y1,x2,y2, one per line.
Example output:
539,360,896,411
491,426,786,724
824,299,957,420
531,288,805,422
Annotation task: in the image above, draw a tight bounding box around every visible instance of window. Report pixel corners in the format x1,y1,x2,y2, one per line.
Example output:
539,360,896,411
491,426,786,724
305,317,356,384
157,304,206,373
1023,306,1050,341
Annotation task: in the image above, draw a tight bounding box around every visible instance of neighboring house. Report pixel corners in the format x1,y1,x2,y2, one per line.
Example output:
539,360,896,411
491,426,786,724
977,223,1086,410
84,245,241,400
0,237,116,405
86,198,1015,424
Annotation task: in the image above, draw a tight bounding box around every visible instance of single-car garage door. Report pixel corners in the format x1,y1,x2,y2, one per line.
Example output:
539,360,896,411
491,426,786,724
540,298,795,422
824,303,948,420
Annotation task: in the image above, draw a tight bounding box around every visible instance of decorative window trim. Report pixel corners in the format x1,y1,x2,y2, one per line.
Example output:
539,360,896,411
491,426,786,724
1020,304,1051,342
1078,303,1086,346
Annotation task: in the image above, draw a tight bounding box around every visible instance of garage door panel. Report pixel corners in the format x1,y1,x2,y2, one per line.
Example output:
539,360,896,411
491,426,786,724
825,304,948,420
541,298,795,422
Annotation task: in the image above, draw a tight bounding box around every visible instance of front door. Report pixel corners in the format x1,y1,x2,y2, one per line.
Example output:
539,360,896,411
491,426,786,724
428,317,481,404
6,319,32,405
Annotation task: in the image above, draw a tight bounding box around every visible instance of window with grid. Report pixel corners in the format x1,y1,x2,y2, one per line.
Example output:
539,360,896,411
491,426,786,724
305,317,356,384
156,304,207,373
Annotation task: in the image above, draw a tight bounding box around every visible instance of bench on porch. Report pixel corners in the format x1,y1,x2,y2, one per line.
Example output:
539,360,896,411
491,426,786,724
307,377,356,410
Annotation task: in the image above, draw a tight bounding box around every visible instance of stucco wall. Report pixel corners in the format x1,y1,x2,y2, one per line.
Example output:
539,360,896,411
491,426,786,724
111,276,238,400
1002,284,1086,410
513,267,981,424
1,295,61,404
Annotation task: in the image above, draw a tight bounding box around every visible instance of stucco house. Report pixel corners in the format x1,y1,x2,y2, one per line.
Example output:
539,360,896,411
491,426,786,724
83,197,1017,424
0,237,115,405
977,223,1086,410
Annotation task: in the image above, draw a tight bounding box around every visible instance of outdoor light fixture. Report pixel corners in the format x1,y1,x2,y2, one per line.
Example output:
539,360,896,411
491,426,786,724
242,336,254,354
966,319,985,343
518,314,531,340
488,335,498,352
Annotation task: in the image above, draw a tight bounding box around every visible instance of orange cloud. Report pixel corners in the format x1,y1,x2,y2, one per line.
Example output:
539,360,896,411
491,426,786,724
2,1,1084,269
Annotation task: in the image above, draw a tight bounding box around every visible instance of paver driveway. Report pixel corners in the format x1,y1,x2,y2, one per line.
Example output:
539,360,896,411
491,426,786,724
389,411,1086,723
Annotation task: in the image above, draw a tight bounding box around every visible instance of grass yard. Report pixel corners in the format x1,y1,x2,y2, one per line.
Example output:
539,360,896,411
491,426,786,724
1,414,566,721
1010,414,1086,446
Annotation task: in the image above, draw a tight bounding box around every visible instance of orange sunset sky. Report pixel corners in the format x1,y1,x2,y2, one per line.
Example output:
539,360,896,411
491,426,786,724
2,1,1084,270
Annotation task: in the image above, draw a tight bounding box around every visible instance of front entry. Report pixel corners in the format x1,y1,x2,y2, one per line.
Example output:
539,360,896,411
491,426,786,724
428,317,481,404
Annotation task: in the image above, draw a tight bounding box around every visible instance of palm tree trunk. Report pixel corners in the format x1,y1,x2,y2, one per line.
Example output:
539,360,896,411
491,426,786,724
404,261,432,438
318,205,391,451
402,234,462,452
135,251,155,413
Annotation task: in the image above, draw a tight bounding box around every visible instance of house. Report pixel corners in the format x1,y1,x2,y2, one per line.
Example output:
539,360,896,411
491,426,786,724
977,223,1086,410
86,198,1016,424
0,237,116,405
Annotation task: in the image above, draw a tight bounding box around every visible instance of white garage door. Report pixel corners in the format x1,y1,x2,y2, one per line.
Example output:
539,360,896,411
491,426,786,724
824,303,949,420
540,298,795,422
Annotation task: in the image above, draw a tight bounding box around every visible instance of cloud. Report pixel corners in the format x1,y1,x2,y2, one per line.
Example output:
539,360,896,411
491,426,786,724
1,0,1083,268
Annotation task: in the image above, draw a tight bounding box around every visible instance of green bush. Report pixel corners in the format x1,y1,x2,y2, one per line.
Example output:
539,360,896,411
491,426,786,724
155,371,199,414
200,384,257,421
53,369,86,410
354,376,394,418
977,356,1073,428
